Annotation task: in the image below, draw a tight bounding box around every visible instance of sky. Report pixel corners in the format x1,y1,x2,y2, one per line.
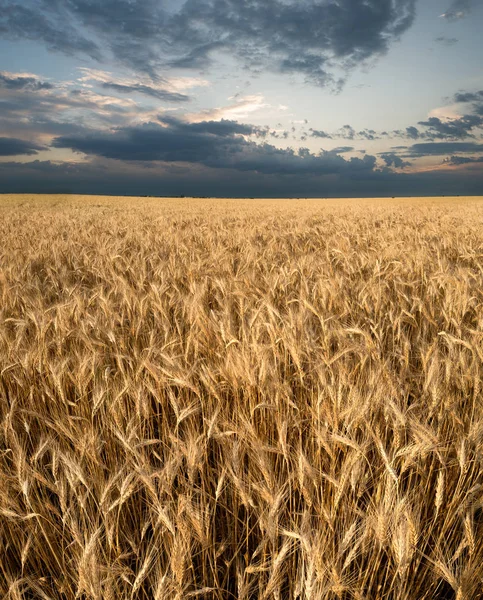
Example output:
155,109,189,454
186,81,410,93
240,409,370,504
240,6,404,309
0,0,482,197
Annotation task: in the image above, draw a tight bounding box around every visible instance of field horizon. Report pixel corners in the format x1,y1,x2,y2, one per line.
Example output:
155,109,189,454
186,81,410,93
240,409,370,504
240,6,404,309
2,193,483,205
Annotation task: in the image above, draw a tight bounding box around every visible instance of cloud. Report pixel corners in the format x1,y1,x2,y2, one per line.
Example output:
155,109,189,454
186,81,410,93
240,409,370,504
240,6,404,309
310,125,381,141
310,129,333,139
188,95,272,122
305,90,483,145
434,36,459,46
0,71,174,143
51,117,379,176
358,129,380,141
440,0,472,20
78,68,210,103
417,115,483,139
406,142,483,156
0,70,54,91
1,155,482,198
453,90,483,103
330,125,382,141
443,155,483,165
304,90,483,147
339,125,357,140
0,1,102,59
405,126,420,139
331,146,354,154
100,81,189,102
0,0,417,86
380,153,411,168
388,91,483,142
452,90,483,117
0,137,46,156
0,87,136,138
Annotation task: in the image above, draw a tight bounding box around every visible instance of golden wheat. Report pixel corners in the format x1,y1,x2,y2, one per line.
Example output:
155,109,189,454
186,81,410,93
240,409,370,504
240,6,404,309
1,194,483,599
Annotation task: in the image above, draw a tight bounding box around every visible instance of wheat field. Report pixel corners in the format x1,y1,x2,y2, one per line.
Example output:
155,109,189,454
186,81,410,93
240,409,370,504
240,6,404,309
1,194,483,600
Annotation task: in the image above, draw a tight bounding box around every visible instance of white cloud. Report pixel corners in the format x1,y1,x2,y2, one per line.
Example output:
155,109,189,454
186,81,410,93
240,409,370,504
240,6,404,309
428,105,463,120
1,70,45,79
188,95,288,122
440,0,471,20
78,68,209,94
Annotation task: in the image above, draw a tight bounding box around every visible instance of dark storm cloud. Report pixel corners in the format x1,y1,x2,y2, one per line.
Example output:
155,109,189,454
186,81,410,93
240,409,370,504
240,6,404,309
1,155,482,198
452,90,483,117
182,119,269,138
380,153,411,168
0,0,417,85
443,155,483,165
406,142,483,156
453,91,483,103
405,126,421,140
279,55,334,87
418,115,483,139
0,71,54,91
0,1,101,59
52,118,378,176
391,109,483,142
0,137,46,156
440,0,472,20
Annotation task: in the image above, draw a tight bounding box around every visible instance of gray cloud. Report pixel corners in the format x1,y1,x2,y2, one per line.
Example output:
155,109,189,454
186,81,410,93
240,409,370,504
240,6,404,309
331,146,355,154
310,125,382,141
453,90,483,103
308,106,483,145
0,0,417,86
306,88,483,146
52,117,378,176
310,129,333,139
434,36,459,46
380,152,411,168
335,125,381,141
304,101,483,150
0,75,163,142
391,110,483,142
1,155,482,198
406,142,483,156
405,126,420,139
162,0,416,85
452,90,483,118
358,129,380,141
0,1,101,59
75,67,206,102
99,82,190,103
0,137,46,156
442,155,483,165
0,71,54,91
417,115,483,139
